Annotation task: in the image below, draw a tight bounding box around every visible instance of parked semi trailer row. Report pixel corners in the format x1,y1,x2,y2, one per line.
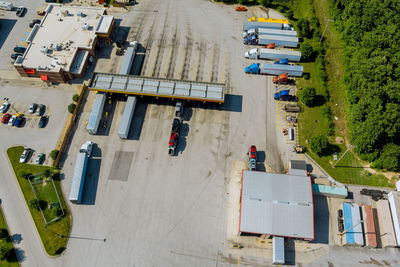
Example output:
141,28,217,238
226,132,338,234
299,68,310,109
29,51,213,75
245,63,303,77
244,48,301,62
243,21,294,31
243,34,298,47
243,28,298,39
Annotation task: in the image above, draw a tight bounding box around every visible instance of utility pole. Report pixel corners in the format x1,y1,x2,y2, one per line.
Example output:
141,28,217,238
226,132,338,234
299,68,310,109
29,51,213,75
320,19,334,43
333,144,355,167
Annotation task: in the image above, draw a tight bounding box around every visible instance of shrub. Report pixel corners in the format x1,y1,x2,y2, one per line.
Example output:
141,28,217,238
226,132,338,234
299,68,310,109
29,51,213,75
29,199,40,211
0,247,7,260
52,207,63,217
43,169,51,178
309,135,330,156
300,41,314,62
72,94,79,102
0,229,8,239
300,87,317,107
50,150,59,161
68,103,76,114
287,10,294,20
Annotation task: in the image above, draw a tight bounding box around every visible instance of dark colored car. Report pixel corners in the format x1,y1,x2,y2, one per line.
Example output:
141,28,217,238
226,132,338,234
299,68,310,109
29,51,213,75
29,20,41,28
16,7,26,17
38,115,47,128
338,209,343,218
13,46,26,53
1,113,11,124
14,116,23,127
35,104,45,116
172,117,182,133
11,53,22,60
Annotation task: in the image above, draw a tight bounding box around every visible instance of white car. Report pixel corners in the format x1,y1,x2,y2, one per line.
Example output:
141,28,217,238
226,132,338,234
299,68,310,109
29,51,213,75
8,115,16,126
19,148,31,163
0,102,9,113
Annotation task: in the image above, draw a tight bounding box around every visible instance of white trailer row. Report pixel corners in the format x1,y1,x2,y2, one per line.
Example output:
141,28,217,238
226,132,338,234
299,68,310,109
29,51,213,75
118,96,137,139
244,48,302,62
243,21,293,31
243,28,298,38
86,92,106,135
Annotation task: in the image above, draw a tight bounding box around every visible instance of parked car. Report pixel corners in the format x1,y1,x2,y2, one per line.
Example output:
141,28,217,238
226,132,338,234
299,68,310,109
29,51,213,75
13,46,26,53
16,6,25,17
29,19,41,28
35,104,45,116
1,113,11,124
35,153,45,164
248,145,257,160
0,102,10,113
37,10,45,16
19,148,31,163
14,115,23,127
338,209,343,218
8,115,16,126
38,115,47,128
29,103,37,114
10,53,22,60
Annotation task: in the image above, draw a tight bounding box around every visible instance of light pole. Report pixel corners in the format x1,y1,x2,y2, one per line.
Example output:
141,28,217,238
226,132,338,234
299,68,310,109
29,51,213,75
333,144,355,167
320,19,334,43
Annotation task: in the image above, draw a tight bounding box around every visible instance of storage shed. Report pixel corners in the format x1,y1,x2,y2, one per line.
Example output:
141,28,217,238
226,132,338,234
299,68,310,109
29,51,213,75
342,202,364,246
376,200,397,247
388,191,400,246
361,205,377,247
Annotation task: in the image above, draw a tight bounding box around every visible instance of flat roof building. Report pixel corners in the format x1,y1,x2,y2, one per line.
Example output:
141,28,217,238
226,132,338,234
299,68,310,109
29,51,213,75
14,4,115,83
239,170,314,240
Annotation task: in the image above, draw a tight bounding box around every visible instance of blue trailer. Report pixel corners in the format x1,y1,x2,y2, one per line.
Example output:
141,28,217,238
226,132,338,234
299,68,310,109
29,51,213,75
245,63,303,77
274,90,294,101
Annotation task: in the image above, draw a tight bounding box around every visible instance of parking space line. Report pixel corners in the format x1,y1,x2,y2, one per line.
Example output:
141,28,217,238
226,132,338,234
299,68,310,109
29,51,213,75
221,50,226,83
148,46,159,76
207,45,213,82
176,49,185,79
191,49,199,81
162,46,173,78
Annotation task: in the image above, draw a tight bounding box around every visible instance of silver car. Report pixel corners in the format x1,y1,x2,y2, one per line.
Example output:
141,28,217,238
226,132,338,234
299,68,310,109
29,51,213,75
19,148,31,163
29,103,37,114
0,102,10,113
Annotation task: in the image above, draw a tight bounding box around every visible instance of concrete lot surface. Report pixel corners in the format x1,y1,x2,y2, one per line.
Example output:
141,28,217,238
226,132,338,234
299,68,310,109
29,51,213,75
0,81,74,266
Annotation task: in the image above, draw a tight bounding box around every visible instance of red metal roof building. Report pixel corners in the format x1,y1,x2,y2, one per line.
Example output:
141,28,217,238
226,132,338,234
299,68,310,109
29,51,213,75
361,205,377,248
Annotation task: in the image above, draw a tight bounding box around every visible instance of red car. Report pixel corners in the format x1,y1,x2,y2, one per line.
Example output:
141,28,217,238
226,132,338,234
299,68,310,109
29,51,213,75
248,145,257,159
2,113,11,124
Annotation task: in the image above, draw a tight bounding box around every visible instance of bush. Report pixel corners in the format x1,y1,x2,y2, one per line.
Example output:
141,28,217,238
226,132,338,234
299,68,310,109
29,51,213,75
72,94,79,102
50,150,59,161
287,10,294,20
52,207,63,217
371,143,400,172
309,135,330,156
43,169,51,178
297,18,311,38
18,170,31,180
300,87,317,107
51,169,61,180
29,199,40,211
259,0,272,7
0,247,7,260
0,229,8,239
68,103,76,114
300,41,314,62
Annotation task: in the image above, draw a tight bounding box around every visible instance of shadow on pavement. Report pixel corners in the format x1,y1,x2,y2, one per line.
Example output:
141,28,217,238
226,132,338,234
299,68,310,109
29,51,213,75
81,145,102,205
128,102,147,140
285,238,296,265
311,196,330,244
0,19,17,49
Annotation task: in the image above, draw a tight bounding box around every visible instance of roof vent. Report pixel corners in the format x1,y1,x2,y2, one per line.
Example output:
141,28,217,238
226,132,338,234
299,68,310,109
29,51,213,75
77,11,85,17
40,46,48,54
61,10,69,17
82,23,90,30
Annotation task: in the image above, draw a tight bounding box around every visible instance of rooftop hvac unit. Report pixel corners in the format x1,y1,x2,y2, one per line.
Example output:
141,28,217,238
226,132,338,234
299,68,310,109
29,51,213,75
40,46,48,54
77,11,85,17
61,10,69,16
82,23,90,30
50,43,61,51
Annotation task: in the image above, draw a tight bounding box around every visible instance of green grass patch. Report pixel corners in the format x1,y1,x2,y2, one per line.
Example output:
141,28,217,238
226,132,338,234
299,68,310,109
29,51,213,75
7,146,71,256
290,0,394,187
0,208,18,266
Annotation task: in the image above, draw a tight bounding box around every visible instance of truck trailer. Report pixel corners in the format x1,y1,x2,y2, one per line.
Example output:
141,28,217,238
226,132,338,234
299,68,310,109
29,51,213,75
243,28,298,39
245,48,301,62
118,96,137,139
248,17,289,24
119,41,138,75
243,34,298,47
243,21,294,31
245,63,303,76
69,141,93,204
86,92,106,135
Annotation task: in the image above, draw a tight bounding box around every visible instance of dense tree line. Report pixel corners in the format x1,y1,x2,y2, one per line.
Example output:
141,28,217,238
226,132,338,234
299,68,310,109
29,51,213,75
329,0,400,171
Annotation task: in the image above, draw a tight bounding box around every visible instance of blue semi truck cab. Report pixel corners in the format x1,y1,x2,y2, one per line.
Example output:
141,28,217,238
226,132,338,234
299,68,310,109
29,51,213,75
274,58,288,64
243,35,257,45
245,63,260,74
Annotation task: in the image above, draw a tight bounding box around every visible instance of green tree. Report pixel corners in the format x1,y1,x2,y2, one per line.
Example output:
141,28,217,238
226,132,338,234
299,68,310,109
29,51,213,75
43,169,51,178
297,18,311,38
68,103,76,114
287,10,294,20
300,41,314,62
259,0,272,8
72,94,79,102
0,229,8,239
309,135,330,156
50,150,59,161
300,87,317,107
371,144,400,171
29,199,40,211
0,247,7,260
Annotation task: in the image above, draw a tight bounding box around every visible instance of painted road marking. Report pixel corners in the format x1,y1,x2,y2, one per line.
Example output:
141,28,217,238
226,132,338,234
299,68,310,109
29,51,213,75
162,46,173,78
221,50,226,83
207,45,213,82
176,49,185,79
191,48,199,81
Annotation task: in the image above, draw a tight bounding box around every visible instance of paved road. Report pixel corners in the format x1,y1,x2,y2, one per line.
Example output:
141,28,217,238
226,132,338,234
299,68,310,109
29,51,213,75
0,82,73,267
